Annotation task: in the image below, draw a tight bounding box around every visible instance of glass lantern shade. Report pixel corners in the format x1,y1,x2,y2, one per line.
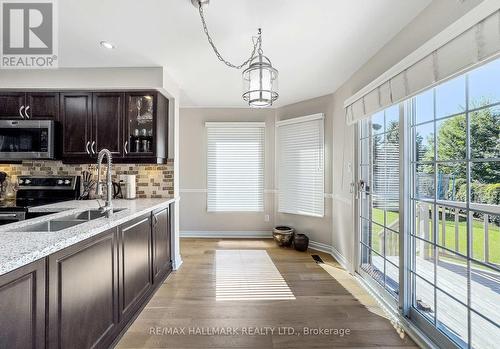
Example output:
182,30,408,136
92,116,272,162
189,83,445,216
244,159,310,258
242,54,278,108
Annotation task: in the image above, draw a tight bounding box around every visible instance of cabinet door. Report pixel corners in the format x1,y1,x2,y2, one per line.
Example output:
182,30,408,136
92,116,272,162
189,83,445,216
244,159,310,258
123,92,156,157
26,92,59,120
152,207,171,283
0,92,26,119
118,215,152,320
0,259,46,349
93,92,123,157
60,92,92,159
48,228,119,349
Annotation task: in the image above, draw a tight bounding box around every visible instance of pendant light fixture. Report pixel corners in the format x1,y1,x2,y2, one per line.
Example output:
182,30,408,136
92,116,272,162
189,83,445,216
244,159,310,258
193,0,279,107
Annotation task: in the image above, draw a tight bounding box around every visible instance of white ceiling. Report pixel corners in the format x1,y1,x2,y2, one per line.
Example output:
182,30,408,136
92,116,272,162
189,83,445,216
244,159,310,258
58,0,431,107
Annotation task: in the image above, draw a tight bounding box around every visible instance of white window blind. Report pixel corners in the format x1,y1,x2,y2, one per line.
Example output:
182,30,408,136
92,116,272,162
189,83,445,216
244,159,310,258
277,114,324,217
206,122,265,212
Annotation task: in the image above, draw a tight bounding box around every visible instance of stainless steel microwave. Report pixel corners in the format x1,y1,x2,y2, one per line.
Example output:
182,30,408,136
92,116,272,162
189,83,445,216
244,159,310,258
0,120,55,160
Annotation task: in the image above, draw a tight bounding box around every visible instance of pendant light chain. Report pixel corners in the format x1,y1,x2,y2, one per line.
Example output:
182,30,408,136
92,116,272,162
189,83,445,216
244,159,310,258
197,0,261,69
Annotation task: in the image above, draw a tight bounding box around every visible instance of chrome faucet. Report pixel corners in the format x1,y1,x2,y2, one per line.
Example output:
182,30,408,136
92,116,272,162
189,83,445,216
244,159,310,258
96,148,113,217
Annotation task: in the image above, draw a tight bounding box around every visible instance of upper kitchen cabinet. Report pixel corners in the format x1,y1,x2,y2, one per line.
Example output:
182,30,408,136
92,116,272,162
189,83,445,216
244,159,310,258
122,91,168,163
26,92,60,120
93,92,123,157
0,92,25,119
59,90,168,164
0,91,59,120
60,92,93,159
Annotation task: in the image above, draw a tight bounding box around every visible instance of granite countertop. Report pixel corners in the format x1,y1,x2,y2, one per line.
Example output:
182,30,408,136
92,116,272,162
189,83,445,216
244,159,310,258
0,198,175,276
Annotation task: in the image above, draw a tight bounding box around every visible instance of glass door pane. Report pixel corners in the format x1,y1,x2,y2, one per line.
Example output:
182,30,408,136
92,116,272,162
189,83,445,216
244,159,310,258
409,58,500,349
125,94,154,155
358,105,401,299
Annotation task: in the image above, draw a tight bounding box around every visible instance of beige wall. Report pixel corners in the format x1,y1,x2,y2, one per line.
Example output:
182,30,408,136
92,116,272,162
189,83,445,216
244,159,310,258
179,108,276,233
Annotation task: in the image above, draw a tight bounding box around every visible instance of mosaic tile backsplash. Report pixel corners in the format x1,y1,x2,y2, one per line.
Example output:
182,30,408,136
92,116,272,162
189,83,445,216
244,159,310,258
0,160,174,199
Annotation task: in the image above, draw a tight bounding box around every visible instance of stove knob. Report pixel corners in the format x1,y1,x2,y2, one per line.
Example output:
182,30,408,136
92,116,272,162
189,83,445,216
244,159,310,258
18,179,24,184
25,179,31,184
57,179,64,185
64,179,71,185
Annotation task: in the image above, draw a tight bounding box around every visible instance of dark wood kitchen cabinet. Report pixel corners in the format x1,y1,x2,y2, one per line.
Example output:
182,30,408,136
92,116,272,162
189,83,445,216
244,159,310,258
0,259,46,349
58,90,168,163
26,92,60,120
118,214,153,321
48,227,119,349
1,204,173,349
122,91,168,163
152,206,172,283
0,92,25,119
93,92,124,157
0,91,59,120
59,92,93,159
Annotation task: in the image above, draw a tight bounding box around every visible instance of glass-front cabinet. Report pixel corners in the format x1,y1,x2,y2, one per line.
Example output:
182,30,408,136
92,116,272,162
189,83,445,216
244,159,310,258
124,93,156,156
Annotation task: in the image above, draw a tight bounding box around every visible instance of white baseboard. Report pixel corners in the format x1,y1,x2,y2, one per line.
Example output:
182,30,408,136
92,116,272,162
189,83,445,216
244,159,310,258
172,256,183,270
331,245,350,271
309,240,351,272
308,240,332,254
180,230,273,239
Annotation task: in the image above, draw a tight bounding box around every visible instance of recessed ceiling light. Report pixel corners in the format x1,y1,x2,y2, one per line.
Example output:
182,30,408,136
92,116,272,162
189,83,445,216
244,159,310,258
100,41,115,49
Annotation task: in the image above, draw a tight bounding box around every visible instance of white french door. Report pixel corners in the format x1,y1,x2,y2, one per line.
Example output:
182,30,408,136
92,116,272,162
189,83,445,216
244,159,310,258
355,58,500,349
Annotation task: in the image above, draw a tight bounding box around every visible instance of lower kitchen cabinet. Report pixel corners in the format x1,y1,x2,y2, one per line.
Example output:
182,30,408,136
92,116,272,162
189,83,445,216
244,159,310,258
152,206,172,283
48,227,119,349
0,205,173,349
118,214,153,321
0,259,46,349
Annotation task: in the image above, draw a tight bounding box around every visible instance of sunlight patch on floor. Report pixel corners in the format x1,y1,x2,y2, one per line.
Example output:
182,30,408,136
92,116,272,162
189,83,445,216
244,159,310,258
318,262,388,319
216,250,296,301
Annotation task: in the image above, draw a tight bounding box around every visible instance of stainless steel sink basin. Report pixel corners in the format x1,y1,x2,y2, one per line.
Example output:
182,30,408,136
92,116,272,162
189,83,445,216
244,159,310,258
57,209,125,221
10,220,84,232
7,208,126,232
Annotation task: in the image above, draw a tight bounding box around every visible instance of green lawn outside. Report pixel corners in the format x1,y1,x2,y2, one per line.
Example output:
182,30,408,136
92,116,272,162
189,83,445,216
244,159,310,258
367,208,500,265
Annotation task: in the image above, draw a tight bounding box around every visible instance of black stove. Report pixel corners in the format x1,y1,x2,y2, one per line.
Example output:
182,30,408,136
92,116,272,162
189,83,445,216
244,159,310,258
0,175,80,225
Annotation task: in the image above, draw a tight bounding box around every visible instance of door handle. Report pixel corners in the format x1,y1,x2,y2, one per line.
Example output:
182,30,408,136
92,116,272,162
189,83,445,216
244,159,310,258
85,141,90,155
24,105,30,119
91,141,96,155
19,105,25,119
124,141,128,155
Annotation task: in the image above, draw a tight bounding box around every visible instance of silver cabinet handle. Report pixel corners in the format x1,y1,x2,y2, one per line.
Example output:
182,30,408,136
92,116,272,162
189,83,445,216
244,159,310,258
24,105,30,119
91,141,96,155
124,141,128,154
85,141,90,155
19,105,25,119
0,213,18,218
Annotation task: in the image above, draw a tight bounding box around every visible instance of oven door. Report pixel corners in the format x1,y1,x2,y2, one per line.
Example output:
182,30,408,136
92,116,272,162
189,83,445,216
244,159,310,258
0,120,54,160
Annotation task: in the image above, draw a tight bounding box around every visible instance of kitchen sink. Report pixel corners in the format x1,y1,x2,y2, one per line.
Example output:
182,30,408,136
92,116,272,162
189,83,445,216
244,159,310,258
10,220,84,232
57,209,125,221
7,208,126,232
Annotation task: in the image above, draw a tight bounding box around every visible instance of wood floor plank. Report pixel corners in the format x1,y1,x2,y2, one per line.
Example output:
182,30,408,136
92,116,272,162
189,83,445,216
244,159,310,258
116,238,417,349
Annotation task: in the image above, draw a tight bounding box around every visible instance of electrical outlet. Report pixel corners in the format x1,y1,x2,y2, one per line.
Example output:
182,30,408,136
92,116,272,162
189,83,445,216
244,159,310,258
264,214,270,222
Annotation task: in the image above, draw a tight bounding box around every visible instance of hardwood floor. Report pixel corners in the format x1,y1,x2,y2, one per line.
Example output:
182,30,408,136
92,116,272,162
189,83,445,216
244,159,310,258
116,238,417,348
